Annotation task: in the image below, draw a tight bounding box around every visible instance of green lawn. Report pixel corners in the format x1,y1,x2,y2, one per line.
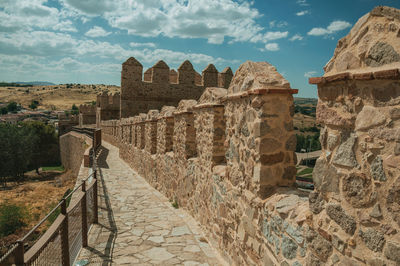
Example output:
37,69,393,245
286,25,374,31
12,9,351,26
297,167,313,176
41,165,64,172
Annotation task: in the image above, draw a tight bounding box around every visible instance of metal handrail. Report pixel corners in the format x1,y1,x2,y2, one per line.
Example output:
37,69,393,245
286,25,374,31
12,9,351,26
0,128,101,265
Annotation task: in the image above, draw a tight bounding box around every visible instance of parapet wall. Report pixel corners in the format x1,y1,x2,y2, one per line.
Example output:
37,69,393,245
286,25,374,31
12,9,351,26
95,92,120,127
95,6,400,265
59,131,91,176
101,60,300,265
120,57,233,118
306,6,400,266
79,104,96,127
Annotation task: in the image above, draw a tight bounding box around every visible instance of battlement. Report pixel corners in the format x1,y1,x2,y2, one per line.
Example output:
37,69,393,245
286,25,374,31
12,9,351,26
122,57,233,88
79,104,96,115
119,57,233,118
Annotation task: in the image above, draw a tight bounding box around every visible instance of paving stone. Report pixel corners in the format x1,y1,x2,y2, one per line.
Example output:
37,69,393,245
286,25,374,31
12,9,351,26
75,142,224,265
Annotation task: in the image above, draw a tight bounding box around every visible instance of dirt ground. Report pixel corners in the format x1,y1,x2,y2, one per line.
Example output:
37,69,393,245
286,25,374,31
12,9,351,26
0,84,120,110
0,169,77,253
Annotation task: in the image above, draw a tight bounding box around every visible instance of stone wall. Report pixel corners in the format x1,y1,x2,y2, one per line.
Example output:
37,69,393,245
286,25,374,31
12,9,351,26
100,61,304,265
92,6,400,265
58,114,79,136
79,104,96,127
59,131,91,176
306,6,400,265
120,57,233,118
95,92,120,128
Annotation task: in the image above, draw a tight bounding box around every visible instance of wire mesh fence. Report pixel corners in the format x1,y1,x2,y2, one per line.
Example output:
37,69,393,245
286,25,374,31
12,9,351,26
0,128,100,266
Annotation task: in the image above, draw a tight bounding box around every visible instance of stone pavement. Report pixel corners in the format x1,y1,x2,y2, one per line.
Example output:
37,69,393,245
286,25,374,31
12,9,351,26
76,141,225,265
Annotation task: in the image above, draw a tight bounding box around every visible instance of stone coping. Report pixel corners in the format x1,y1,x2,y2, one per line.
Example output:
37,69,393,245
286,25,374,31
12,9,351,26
192,103,225,110
221,87,298,102
173,110,194,116
309,68,400,85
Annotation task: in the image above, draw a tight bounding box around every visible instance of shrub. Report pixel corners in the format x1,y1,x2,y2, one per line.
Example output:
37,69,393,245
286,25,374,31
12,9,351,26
0,202,27,237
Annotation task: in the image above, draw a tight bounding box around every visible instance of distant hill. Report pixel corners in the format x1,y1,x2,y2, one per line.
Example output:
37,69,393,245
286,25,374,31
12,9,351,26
294,97,318,106
14,81,56,86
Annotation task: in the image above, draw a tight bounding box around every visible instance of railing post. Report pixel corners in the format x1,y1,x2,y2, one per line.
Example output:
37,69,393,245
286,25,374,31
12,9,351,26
81,181,88,247
93,169,98,224
60,199,70,266
14,240,24,266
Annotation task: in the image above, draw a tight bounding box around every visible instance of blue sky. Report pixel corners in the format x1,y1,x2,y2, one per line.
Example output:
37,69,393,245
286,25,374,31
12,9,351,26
0,0,399,98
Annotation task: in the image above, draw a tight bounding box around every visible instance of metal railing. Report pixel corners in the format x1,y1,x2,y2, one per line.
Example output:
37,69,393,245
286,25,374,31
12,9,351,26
0,128,100,266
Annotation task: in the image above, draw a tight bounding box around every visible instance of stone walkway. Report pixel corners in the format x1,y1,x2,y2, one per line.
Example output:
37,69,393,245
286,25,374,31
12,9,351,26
76,142,225,265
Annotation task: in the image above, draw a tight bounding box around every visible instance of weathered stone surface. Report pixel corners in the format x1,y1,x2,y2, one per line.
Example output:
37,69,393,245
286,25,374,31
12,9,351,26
395,143,400,155
313,157,339,193
359,228,386,252
370,156,387,181
282,166,297,180
332,234,345,253
306,229,333,262
390,108,400,120
384,241,400,264
309,191,325,214
326,204,357,235
259,138,281,153
260,152,285,165
317,104,353,128
333,133,359,168
342,172,374,208
387,177,400,227
281,235,298,259
276,195,301,215
370,203,383,218
285,134,297,151
365,42,400,67
327,133,339,150
355,106,386,131
306,253,322,266
335,51,361,71
228,61,290,94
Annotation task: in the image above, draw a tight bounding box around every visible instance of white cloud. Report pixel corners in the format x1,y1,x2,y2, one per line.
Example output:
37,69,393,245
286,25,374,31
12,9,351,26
296,10,309,16
251,31,288,43
296,0,309,6
308,20,352,36
290,34,303,41
60,0,276,45
0,0,63,32
304,71,317,77
265,43,279,51
129,42,156,48
53,20,77,32
269,20,288,28
85,26,111,37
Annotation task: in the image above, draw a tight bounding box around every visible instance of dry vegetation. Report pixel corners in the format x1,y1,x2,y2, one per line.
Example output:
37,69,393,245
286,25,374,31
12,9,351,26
0,84,120,110
0,170,76,253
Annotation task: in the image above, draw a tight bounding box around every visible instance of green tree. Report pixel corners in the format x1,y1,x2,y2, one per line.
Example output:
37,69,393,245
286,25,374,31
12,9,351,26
24,121,60,174
29,100,39,110
6,102,18,113
0,107,7,114
0,123,36,185
71,104,79,115
0,122,59,186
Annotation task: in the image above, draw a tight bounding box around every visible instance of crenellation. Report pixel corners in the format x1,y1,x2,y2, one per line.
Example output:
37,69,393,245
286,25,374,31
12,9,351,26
79,104,96,127
202,64,219,87
177,60,196,85
151,60,170,84
218,67,233,89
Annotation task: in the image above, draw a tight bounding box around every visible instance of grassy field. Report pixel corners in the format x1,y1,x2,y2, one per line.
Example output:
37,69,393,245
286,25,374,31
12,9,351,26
0,84,120,110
